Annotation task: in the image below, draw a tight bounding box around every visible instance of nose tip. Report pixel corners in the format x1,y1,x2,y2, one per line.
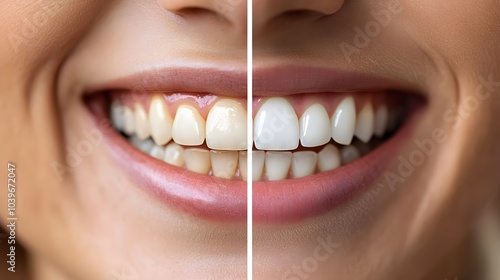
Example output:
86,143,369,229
253,0,345,33
158,0,247,32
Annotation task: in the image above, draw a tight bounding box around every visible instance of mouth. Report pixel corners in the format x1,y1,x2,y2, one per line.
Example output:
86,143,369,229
85,66,424,223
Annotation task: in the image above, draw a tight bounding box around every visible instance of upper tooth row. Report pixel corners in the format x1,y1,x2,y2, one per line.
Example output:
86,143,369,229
111,96,392,151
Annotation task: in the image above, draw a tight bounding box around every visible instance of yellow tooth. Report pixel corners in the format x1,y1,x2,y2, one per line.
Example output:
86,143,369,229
149,95,173,146
123,106,135,135
184,149,211,175
164,142,184,167
134,103,151,140
239,151,248,181
210,151,238,179
206,99,247,151
172,105,206,146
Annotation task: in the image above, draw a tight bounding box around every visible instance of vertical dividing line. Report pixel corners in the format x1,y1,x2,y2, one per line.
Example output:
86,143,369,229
246,0,253,279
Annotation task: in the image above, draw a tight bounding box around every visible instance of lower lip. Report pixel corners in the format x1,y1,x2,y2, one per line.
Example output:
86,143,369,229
87,96,419,224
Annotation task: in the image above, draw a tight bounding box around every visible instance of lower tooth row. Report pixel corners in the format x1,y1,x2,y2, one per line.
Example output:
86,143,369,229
130,136,361,181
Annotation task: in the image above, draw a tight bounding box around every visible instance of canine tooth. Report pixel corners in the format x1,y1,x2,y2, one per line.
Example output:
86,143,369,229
149,96,173,146
123,106,135,135
292,151,318,178
211,151,238,179
254,98,299,151
300,104,332,147
184,149,211,175
206,99,247,150
164,143,184,167
354,102,375,143
317,144,341,172
341,145,361,165
172,105,206,146
252,151,265,181
265,152,292,181
149,145,165,160
331,96,356,145
239,152,248,181
374,105,389,137
110,101,125,131
134,104,151,140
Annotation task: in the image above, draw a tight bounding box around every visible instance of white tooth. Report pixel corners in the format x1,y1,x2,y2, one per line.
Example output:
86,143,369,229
206,99,247,150
149,95,173,146
340,145,361,165
265,152,292,181
254,98,299,151
239,152,248,181
300,104,332,147
292,151,318,178
331,96,356,145
184,149,211,174
148,145,165,160
354,102,375,143
210,151,238,179
252,151,265,181
134,104,151,140
317,144,341,172
110,101,125,131
172,105,206,146
163,142,185,167
374,105,389,137
123,106,135,135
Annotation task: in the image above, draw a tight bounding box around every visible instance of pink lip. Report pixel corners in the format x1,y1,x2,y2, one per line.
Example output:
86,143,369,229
86,66,423,224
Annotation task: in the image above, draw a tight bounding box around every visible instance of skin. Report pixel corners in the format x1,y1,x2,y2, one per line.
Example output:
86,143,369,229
0,1,499,280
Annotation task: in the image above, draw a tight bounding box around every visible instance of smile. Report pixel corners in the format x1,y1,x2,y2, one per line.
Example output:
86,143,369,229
86,66,423,223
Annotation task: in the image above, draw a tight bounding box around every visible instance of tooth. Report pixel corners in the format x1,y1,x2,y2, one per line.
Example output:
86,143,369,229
149,95,173,146
265,152,292,181
300,104,332,147
210,151,238,179
252,151,265,181
130,136,155,153
149,145,165,160
340,145,361,165
164,142,185,167
331,96,356,145
110,101,125,131
172,105,206,146
239,152,248,181
123,106,135,135
134,103,151,140
206,99,247,151
354,102,375,143
292,151,318,178
374,105,389,137
184,149,211,175
254,98,299,151
317,144,341,172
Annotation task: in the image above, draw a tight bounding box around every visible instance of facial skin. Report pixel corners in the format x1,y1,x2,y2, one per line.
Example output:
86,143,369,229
0,1,499,280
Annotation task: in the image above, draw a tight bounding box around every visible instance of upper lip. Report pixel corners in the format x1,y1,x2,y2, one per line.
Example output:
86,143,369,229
86,66,247,97
87,65,422,223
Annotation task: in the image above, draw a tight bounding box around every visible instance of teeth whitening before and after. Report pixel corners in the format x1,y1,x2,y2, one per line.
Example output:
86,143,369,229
0,1,499,280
